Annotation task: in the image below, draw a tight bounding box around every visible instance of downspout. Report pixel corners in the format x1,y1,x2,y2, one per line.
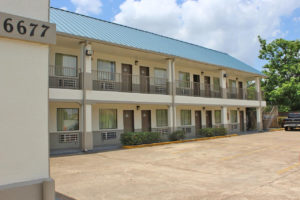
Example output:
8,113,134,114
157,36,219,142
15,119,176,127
171,59,176,133
81,41,87,151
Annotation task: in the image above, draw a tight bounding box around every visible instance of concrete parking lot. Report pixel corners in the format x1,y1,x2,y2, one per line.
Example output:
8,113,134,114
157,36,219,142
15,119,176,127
51,130,300,200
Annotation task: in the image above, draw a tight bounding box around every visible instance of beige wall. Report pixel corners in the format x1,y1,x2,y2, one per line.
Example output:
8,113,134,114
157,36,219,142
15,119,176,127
0,0,50,186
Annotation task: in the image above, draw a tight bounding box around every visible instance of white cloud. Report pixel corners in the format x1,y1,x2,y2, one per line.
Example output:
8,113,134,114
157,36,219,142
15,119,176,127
70,0,102,15
60,6,68,11
293,16,300,22
114,0,300,66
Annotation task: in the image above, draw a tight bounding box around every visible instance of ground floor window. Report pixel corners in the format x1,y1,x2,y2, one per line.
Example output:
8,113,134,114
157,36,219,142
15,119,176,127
181,110,191,125
215,110,221,124
156,109,168,127
230,110,238,123
57,108,79,131
99,109,117,129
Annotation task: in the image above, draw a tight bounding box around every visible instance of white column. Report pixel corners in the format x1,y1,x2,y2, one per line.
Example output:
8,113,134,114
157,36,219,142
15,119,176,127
255,77,261,100
81,104,93,151
202,109,206,128
80,42,93,89
167,58,176,132
221,106,228,129
220,70,227,98
256,107,262,131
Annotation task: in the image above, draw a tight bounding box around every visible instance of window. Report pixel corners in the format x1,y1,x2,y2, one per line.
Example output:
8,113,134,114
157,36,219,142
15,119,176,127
156,109,168,127
181,110,191,125
215,110,221,124
213,77,220,91
97,60,116,80
57,108,79,131
99,109,117,129
154,68,167,85
230,110,238,123
179,72,190,88
55,53,77,77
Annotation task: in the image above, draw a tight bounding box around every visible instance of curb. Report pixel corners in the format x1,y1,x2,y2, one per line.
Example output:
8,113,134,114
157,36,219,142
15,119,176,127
268,128,284,132
123,134,238,149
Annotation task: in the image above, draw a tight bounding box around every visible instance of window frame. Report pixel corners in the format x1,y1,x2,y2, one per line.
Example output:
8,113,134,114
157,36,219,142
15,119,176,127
99,109,118,130
214,110,221,124
179,71,190,88
55,53,78,77
230,110,238,123
156,109,168,127
97,59,116,81
56,108,79,132
181,110,191,126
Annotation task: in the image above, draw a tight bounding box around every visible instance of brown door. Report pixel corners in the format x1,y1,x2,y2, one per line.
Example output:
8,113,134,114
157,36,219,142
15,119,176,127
193,75,200,96
123,110,134,133
195,111,202,130
204,76,211,97
122,64,132,92
238,81,243,99
140,66,150,93
206,110,212,128
141,110,151,132
239,111,244,131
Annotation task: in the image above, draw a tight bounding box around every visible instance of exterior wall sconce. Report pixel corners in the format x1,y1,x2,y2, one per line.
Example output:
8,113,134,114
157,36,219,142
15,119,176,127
223,73,227,78
237,107,240,110
85,50,94,56
203,107,206,110
201,71,204,75
236,77,239,80
135,60,139,65
136,105,140,110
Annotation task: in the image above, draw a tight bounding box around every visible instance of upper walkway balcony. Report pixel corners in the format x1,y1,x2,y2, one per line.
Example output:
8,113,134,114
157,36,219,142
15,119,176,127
91,71,169,95
49,65,80,90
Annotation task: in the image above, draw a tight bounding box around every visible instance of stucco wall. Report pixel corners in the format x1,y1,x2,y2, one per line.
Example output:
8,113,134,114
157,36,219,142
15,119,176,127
0,0,50,186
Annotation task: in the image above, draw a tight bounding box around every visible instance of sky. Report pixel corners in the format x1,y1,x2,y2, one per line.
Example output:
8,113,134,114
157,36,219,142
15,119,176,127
50,0,300,72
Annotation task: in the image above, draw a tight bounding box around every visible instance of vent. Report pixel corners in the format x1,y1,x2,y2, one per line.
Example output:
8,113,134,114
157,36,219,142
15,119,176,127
102,132,117,140
59,133,78,143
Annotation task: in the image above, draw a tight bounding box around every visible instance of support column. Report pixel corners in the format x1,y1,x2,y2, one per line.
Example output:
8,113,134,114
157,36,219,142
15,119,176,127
220,70,227,98
81,104,93,151
221,106,228,130
167,58,176,133
255,77,261,100
80,42,93,151
256,107,262,131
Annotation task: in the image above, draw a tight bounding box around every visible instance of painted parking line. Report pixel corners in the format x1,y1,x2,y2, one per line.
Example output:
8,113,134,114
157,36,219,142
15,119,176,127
277,162,300,175
221,146,272,161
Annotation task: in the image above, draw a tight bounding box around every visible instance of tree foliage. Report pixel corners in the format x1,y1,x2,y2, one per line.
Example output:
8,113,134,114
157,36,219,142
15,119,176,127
258,36,300,112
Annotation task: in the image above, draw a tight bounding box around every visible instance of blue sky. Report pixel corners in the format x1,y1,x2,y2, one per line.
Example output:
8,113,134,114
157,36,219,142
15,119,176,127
50,0,300,71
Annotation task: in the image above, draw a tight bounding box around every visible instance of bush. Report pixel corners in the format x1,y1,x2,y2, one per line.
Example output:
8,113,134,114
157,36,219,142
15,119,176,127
197,127,227,137
121,132,161,145
169,130,185,141
214,127,227,136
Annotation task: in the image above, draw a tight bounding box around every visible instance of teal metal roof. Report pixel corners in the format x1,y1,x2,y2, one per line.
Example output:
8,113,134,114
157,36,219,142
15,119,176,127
50,7,262,75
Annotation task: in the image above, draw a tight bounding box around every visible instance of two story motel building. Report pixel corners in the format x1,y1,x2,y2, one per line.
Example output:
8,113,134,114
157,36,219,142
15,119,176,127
48,8,266,154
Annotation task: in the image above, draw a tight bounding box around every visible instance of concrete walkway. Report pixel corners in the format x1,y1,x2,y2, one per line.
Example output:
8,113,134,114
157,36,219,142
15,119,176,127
51,131,300,200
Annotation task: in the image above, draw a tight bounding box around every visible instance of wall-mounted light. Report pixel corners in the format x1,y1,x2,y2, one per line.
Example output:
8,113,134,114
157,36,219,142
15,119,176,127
237,107,240,111
85,49,94,56
236,77,239,81
223,73,227,78
135,60,139,65
201,71,204,75
136,105,140,110
203,107,206,110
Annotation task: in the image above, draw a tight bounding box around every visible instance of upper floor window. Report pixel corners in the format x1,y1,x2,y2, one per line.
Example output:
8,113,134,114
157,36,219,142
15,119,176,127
179,72,190,88
213,77,220,91
181,110,191,125
57,108,79,131
97,60,116,81
55,53,77,77
154,68,167,85
99,109,117,129
156,109,168,127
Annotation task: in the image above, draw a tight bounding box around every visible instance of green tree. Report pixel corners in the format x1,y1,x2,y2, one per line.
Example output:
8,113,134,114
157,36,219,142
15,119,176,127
258,36,300,112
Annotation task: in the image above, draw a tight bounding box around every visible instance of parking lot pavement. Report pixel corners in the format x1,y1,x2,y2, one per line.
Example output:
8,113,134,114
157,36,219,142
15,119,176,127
51,131,300,200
